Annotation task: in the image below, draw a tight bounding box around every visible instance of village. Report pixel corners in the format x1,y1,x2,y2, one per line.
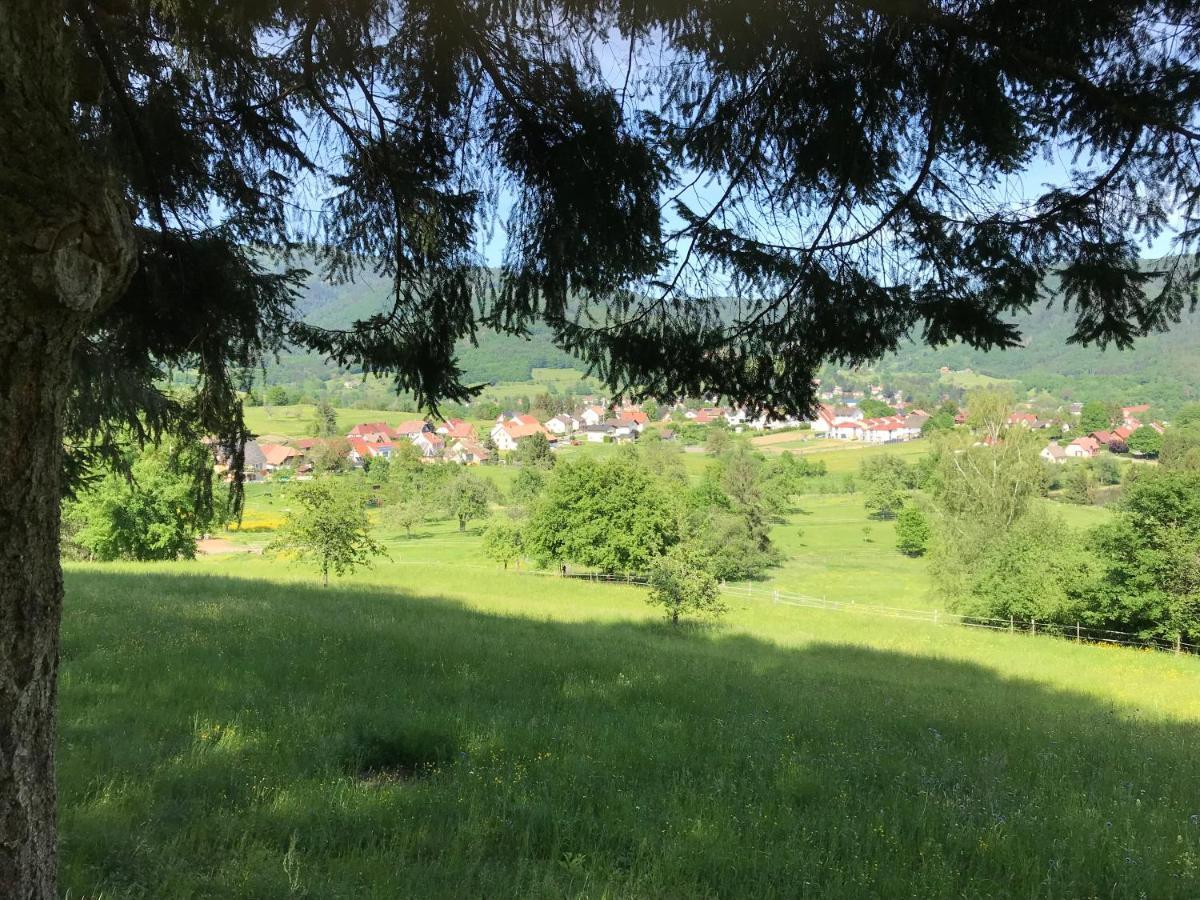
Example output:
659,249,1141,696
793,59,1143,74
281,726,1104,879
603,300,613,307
217,387,1171,481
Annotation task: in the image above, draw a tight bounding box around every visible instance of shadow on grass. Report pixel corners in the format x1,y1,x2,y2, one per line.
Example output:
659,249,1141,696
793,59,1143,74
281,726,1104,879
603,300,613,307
58,568,1200,899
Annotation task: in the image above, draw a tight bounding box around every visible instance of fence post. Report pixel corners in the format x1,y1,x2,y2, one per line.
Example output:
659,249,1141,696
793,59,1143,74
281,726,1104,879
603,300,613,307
1031,618,1037,636
933,610,939,626
1175,635,1182,655
747,582,752,598
773,590,779,605
1076,622,1081,643
1009,615,1014,635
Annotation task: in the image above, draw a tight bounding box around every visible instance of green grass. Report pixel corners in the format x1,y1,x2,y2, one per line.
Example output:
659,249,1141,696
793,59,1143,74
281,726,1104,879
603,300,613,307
61,545,1200,898
753,437,931,473
938,370,1019,390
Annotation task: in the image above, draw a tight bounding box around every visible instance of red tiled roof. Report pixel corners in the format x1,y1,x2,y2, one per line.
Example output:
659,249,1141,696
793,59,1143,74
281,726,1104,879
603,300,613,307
260,443,299,466
348,422,391,436
393,419,430,436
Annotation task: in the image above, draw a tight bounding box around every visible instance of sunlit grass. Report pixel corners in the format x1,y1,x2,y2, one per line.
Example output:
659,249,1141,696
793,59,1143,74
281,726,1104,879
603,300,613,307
60,548,1200,898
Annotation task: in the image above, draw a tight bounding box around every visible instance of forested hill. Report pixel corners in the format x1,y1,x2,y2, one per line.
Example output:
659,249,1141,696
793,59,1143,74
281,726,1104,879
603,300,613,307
274,269,581,385
273,266,1200,409
874,299,1200,410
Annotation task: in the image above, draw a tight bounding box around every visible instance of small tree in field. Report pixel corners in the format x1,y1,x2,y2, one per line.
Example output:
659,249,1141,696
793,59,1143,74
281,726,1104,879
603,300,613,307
442,471,497,532
268,480,385,586
705,426,731,455
894,505,930,557
383,494,431,539
482,519,524,569
647,544,725,626
309,400,340,437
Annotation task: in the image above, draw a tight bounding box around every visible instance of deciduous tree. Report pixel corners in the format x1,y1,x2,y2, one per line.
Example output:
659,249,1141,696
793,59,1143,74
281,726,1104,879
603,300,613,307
482,518,524,569
1127,425,1163,457
442,471,497,532
267,480,385,586
647,543,725,626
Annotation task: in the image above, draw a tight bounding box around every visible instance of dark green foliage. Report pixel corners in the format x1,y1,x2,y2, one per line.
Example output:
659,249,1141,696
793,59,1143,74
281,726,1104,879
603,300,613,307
858,399,895,418
1079,401,1119,434
1126,425,1163,457
1087,470,1200,643
524,457,678,574
50,0,1200,512
514,432,555,469
64,438,221,561
894,505,930,557
859,455,914,519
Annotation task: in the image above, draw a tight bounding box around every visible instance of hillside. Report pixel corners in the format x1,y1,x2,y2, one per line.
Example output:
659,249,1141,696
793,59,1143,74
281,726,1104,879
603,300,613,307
270,267,1200,409
876,300,1200,409
272,269,581,386
61,542,1200,897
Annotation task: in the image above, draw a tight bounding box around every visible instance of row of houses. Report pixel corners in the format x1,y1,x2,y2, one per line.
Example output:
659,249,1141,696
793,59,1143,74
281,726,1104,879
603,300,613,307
808,405,930,443
1041,415,1165,463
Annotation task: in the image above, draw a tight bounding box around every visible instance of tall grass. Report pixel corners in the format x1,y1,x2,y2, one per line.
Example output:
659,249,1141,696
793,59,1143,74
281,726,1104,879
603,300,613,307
60,555,1200,898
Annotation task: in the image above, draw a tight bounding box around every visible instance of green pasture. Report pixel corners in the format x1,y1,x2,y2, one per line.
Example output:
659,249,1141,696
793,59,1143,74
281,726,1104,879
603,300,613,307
60,534,1200,897
754,437,931,473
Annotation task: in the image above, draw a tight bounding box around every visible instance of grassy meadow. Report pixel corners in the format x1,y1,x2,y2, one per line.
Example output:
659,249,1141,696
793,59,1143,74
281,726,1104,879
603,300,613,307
61,535,1200,898
60,435,1200,898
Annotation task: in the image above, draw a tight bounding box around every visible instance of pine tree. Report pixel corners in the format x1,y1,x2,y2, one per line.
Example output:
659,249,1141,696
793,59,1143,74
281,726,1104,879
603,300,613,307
4,1,1200,890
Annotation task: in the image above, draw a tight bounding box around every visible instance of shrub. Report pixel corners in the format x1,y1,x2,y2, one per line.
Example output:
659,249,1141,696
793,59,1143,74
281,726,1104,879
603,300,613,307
895,505,930,556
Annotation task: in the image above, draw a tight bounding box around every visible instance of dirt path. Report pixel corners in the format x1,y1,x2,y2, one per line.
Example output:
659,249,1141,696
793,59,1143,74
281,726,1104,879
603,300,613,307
197,537,263,555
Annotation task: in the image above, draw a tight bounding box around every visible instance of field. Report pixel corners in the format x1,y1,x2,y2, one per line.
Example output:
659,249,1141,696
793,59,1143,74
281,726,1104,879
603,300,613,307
61,515,1200,898
751,434,931,472
61,436,1200,898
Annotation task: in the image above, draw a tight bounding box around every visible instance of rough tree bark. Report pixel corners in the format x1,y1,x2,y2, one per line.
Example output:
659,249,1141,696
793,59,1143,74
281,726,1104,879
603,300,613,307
0,3,136,897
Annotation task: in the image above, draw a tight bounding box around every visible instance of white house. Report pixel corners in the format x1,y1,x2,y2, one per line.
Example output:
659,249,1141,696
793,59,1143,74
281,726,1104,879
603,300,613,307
1065,436,1100,459
581,423,614,443
412,431,445,458
809,405,837,435
545,413,577,436
579,405,606,427
1041,442,1068,464
830,418,864,441
490,418,550,452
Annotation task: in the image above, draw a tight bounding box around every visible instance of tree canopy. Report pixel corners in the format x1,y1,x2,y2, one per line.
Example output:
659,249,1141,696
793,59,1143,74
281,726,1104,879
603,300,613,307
6,0,1200,893
45,0,1200,495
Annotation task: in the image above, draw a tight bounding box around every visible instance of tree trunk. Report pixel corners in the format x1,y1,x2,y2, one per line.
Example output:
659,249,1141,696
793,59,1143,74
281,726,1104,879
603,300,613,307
0,4,137,895
0,322,78,898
